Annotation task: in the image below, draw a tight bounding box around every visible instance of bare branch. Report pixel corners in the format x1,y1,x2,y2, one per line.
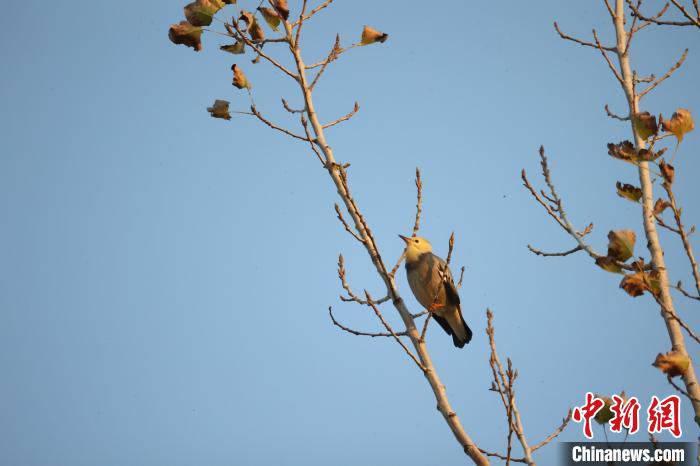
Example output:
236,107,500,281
250,105,310,141
638,48,688,99
487,309,537,466
628,0,699,26
531,410,572,451
334,205,365,243
592,28,624,85
553,22,616,51
309,34,341,91
365,291,426,372
662,180,700,299
300,115,325,165
323,102,360,129
675,281,700,301
527,244,583,257
292,0,334,26
281,98,305,114
391,168,423,277
605,103,630,121
329,306,404,338
666,375,700,403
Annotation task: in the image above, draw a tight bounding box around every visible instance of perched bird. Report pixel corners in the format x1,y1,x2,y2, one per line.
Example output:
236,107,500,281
399,235,472,348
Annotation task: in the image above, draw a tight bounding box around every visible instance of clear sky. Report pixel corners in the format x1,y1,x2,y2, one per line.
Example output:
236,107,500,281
2,1,700,465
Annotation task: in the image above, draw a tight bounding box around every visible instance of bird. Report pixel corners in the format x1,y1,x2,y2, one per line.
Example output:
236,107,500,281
399,235,472,348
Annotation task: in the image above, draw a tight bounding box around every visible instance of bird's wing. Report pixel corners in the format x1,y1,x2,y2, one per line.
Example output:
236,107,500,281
435,255,460,306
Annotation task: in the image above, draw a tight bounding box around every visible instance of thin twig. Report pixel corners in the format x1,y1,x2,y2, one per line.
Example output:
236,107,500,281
527,245,583,257
250,105,310,141
365,291,426,372
553,22,616,51
329,306,405,338
638,48,688,99
605,103,630,121
323,102,360,129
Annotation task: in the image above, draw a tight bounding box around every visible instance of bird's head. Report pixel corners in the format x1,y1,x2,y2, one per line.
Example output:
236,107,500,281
399,235,433,262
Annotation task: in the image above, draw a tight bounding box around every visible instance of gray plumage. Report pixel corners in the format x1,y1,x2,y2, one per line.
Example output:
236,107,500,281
401,235,472,348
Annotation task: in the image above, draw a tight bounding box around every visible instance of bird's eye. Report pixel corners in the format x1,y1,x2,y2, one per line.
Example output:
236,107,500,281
414,239,419,243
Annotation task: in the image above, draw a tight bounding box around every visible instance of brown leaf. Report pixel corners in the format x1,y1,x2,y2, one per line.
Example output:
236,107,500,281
361,25,389,45
653,198,671,216
661,108,695,143
271,0,289,20
607,230,636,262
607,141,665,163
595,256,623,274
168,21,203,51
239,10,254,25
184,0,225,27
653,351,690,377
620,272,647,297
632,112,658,140
249,20,265,42
207,100,231,120
659,159,675,185
616,182,642,203
220,41,245,54
231,64,251,89
258,7,281,31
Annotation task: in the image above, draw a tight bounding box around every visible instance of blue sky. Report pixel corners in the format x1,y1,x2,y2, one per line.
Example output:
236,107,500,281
1,1,699,465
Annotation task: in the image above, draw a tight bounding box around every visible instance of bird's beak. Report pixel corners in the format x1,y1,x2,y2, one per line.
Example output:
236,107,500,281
398,234,410,243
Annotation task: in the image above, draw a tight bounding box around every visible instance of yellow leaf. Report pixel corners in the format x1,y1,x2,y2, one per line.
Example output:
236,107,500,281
220,41,245,54
615,182,642,203
632,112,658,140
361,25,388,45
184,0,225,27
661,108,694,143
231,64,251,89
258,7,281,31
595,256,623,274
168,21,203,51
207,100,231,120
653,351,690,377
607,230,635,262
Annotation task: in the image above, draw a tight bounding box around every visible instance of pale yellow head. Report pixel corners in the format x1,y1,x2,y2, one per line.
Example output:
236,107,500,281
399,235,433,262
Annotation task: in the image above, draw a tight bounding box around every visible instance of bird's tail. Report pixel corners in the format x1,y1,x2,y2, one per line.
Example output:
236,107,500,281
445,309,472,348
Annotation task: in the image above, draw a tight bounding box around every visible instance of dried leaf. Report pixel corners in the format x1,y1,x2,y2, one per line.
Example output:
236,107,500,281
258,7,281,31
661,108,695,143
653,198,671,216
607,230,636,262
249,20,265,42
251,54,260,64
361,25,389,45
184,0,225,27
220,41,245,54
653,351,690,377
659,159,675,185
231,64,251,89
222,0,236,3
607,141,664,163
632,112,658,140
271,0,289,20
620,272,647,297
595,256,623,274
616,182,642,203
207,99,231,120
169,21,203,51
